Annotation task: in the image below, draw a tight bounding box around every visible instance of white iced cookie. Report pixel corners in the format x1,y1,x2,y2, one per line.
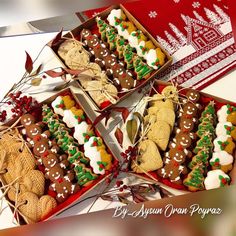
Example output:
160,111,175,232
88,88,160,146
213,135,229,152
52,96,65,116
136,41,148,58
74,121,90,145
62,110,78,128
107,9,125,27
128,31,140,49
215,122,232,137
210,151,234,168
204,169,230,190
217,105,228,123
117,24,130,40
84,136,105,175
146,49,158,69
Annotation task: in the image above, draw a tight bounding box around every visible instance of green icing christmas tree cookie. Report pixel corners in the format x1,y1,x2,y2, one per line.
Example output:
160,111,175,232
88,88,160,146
106,26,117,51
199,101,216,123
188,149,210,169
96,16,108,41
183,165,205,191
116,35,126,59
123,44,134,69
194,134,213,154
74,164,98,186
133,56,153,80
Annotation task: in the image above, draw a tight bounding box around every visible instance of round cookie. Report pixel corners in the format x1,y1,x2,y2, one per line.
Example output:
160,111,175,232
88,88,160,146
182,102,199,117
20,114,36,127
86,80,118,106
161,85,179,103
149,94,174,110
186,89,200,103
81,29,93,41
65,46,90,69
58,39,83,60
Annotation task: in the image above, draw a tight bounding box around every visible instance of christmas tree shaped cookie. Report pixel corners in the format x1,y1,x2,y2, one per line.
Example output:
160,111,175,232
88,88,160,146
123,44,134,69
116,35,126,59
106,26,117,51
96,17,108,41
188,148,210,169
193,132,213,154
133,56,153,80
183,164,205,191
199,101,216,123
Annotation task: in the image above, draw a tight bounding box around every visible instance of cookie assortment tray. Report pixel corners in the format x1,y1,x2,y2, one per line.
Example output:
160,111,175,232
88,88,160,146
0,88,117,224
128,81,236,193
48,4,172,111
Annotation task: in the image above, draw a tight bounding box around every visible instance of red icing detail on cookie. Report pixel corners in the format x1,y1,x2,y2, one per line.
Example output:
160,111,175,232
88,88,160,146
43,150,49,157
58,178,64,183
33,135,42,142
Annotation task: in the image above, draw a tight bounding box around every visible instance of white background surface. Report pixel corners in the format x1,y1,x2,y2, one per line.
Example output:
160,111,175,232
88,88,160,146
0,31,236,230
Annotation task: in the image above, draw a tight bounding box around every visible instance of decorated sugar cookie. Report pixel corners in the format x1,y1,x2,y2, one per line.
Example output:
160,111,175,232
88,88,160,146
123,44,134,69
146,48,165,69
210,151,234,173
106,27,117,51
217,104,236,124
157,155,188,185
51,96,75,117
183,164,205,191
73,121,94,145
128,30,147,49
107,9,126,27
194,133,213,154
133,56,153,80
215,122,234,137
73,164,98,186
62,107,84,128
96,17,108,41
136,40,155,59
84,136,112,175
188,149,210,169
117,21,136,40
116,35,126,59
213,135,235,154
204,169,230,190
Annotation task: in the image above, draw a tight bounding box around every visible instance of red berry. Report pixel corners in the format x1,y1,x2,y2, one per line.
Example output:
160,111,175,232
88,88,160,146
105,178,111,184
11,108,15,112
119,187,124,192
123,185,128,189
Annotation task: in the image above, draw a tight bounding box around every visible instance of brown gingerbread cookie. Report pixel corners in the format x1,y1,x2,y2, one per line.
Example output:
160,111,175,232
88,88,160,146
169,133,192,158
157,158,188,185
